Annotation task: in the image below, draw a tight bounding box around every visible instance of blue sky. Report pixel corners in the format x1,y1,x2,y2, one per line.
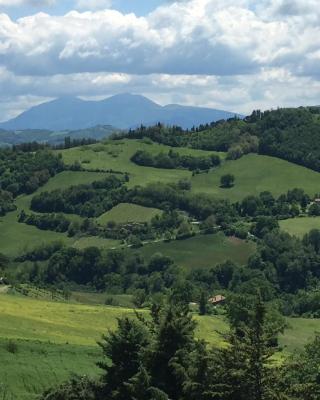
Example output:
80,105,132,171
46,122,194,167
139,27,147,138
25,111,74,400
0,0,319,121
2,0,167,19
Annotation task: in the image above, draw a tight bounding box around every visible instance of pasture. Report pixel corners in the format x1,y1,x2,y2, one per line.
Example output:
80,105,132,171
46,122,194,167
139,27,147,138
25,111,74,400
97,203,162,225
0,171,108,257
280,216,320,238
191,154,320,202
59,139,223,187
139,233,256,270
0,293,226,399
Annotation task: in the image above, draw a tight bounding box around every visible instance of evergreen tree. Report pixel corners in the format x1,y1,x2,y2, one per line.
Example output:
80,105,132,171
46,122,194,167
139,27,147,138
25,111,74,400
147,301,196,400
211,295,282,400
199,291,207,315
282,334,320,400
96,317,149,400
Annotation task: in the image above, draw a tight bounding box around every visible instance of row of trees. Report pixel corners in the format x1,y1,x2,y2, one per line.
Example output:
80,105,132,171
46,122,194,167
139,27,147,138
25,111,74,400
131,149,221,171
31,175,127,217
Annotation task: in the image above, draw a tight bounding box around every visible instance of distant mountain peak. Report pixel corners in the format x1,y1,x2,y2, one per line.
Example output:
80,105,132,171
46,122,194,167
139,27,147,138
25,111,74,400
0,93,241,131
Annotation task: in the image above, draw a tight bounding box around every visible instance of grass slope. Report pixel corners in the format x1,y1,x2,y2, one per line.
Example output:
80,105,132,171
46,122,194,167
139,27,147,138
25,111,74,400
0,171,108,257
97,203,162,225
139,233,256,270
280,216,320,238
191,154,320,202
0,293,225,399
59,139,224,187
0,293,319,399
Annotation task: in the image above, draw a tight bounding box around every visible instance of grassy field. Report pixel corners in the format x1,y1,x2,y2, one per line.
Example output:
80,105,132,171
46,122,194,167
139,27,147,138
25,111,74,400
97,203,162,225
0,209,72,258
3,140,320,257
280,216,320,238
59,139,224,187
0,293,226,399
0,293,319,399
139,233,256,270
191,154,320,202
0,171,110,257
72,236,120,250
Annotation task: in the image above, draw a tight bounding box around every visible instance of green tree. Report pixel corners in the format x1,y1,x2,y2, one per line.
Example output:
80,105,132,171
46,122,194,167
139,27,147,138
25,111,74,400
199,291,207,316
282,334,320,400
97,317,149,400
40,376,95,400
220,174,235,188
148,302,197,400
212,296,283,400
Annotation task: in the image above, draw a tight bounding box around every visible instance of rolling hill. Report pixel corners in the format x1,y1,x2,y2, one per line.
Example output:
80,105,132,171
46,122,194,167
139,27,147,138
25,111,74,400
0,93,241,131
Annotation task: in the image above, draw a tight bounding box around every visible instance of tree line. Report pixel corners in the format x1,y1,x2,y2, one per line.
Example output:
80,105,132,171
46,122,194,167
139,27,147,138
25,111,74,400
131,149,221,171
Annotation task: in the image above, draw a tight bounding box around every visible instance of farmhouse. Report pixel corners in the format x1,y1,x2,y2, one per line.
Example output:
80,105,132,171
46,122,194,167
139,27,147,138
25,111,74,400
208,294,226,305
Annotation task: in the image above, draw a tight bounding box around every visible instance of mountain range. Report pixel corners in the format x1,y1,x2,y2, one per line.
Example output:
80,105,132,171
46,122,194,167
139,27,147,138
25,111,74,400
0,93,241,131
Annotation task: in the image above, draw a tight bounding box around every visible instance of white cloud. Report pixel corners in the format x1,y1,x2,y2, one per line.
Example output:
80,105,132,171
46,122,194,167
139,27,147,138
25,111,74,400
75,0,112,11
0,0,55,6
0,0,319,120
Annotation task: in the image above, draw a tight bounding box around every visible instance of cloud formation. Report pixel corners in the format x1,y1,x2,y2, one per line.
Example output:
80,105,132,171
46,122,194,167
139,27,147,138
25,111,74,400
0,0,319,121
0,0,55,6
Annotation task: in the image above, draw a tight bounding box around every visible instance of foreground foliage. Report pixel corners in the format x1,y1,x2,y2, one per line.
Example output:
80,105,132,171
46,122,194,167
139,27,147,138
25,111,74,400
40,297,319,400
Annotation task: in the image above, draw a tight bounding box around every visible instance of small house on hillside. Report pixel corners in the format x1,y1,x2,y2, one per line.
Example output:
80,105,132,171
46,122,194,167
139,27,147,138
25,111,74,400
208,294,226,305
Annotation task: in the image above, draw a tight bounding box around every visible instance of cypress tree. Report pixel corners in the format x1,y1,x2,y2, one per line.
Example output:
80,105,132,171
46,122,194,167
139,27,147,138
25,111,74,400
199,291,207,316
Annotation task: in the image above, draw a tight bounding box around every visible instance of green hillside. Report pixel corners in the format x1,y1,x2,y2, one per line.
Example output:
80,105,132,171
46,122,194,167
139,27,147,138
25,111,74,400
191,154,320,202
97,203,162,225
280,216,320,237
140,233,256,270
59,139,223,187
0,293,319,399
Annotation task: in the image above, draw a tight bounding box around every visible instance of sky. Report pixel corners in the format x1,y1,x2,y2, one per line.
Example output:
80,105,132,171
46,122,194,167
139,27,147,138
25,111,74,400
0,0,319,122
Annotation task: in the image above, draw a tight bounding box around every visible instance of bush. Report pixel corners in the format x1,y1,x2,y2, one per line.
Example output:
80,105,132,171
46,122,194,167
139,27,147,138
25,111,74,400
220,174,235,188
5,340,18,354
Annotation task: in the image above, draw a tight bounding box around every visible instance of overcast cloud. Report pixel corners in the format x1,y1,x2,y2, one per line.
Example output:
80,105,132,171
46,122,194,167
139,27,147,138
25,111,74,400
0,0,319,121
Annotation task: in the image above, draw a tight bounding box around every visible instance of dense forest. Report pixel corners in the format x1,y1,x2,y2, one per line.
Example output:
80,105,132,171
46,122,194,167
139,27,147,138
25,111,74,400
0,147,64,197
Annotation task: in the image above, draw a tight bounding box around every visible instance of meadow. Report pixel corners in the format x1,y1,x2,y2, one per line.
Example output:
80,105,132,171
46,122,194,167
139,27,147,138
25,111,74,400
2,139,320,257
191,153,320,202
0,171,109,257
97,203,162,225
139,233,256,270
59,139,222,187
280,216,320,237
0,293,319,399
0,293,226,399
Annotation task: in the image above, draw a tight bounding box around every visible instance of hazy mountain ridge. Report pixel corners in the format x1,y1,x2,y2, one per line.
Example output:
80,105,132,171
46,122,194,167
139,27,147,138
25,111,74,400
0,93,241,131
0,125,118,147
